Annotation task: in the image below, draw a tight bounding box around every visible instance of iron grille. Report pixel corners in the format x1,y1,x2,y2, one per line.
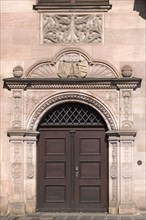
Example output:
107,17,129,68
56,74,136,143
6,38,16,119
39,102,106,127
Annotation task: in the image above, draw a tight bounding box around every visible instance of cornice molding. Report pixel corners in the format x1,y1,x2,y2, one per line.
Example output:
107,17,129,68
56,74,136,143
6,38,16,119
33,1,112,12
3,77,142,91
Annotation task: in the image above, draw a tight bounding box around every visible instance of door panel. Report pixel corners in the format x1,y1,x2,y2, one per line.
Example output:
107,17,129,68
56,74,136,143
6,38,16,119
37,129,71,211
37,128,108,212
74,129,108,212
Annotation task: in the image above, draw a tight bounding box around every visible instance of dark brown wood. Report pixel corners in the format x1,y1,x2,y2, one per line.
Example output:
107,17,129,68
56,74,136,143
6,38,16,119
37,0,110,5
33,0,112,10
74,129,108,212
37,129,72,211
37,127,108,212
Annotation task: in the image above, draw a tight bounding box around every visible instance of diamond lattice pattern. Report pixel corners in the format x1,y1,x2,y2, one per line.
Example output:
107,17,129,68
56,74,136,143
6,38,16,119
40,102,105,127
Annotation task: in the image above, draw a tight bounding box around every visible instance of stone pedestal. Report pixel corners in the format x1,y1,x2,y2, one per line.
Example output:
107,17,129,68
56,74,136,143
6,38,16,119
8,202,25,214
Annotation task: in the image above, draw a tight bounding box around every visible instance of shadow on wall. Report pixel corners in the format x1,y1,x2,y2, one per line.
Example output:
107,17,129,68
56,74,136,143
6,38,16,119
134,0,146,19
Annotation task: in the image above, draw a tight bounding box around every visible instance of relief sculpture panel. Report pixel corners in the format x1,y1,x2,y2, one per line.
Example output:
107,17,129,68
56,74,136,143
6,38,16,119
42,14,103,44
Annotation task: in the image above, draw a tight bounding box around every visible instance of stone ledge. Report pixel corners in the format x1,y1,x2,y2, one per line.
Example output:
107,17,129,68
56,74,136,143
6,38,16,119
3,77,142,91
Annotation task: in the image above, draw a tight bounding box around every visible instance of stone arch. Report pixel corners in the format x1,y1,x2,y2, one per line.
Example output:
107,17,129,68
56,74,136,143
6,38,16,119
26,92,117,131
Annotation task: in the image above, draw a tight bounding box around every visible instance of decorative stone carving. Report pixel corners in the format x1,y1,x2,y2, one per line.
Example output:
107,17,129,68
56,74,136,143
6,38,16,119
121,65,132,78
26,142,34,179
121,90,133,129
121,142,133,203
11,142,23,196
43,14,103,44
13,66,23,78
57,59,87,78
110,164,117,179
12,90,22,129
25,92,50,117
122,163,132,179
27,93,116,130
27,51,117,79
100,91,119,119
12,142,22,178
110,143,118,202
122,90,132,120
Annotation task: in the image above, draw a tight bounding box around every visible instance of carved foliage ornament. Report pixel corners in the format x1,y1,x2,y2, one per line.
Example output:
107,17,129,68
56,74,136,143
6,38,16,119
43,14,103,44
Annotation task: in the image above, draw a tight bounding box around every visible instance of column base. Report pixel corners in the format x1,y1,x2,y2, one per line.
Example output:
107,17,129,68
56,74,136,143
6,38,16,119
119,203,136,214
109,202,119,214
8,202,26,214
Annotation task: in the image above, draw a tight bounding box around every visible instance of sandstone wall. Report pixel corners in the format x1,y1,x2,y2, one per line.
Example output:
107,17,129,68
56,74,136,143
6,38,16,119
0,0,145,214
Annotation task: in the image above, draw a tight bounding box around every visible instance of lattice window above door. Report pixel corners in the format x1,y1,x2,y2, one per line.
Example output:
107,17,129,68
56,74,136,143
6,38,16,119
39,102,106,127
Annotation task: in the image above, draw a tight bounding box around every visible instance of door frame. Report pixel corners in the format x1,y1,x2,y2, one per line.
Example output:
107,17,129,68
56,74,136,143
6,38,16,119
6,91,137,214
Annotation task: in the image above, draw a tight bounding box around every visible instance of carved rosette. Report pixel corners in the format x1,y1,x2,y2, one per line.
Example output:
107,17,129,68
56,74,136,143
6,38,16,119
12,90,22,129
26,142,34,179
42,14,103,44
122,163,132,179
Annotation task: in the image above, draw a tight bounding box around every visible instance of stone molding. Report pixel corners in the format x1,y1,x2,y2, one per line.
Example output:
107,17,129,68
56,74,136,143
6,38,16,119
106,130,137,141
26,92,117,131
33,1,112,11
3,77,142,91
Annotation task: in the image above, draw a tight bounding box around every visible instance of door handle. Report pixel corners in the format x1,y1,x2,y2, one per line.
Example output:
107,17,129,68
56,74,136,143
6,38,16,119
75,166,79,177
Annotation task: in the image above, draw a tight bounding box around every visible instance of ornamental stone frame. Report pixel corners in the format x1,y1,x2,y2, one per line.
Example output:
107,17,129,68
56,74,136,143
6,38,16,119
4,50,141,215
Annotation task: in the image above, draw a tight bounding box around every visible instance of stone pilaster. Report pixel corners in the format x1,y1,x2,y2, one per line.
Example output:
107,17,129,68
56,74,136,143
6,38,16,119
107,132,119,214
118,131,136,214
24,132,38,213
8,139,25,214
107,131,136,214
7,130,39,214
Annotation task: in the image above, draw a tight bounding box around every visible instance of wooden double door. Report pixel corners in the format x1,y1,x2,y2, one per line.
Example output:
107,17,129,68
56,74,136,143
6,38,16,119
37,127,108,212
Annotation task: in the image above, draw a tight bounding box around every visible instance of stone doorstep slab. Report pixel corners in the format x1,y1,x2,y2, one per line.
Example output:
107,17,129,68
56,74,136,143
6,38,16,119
1,214,146,220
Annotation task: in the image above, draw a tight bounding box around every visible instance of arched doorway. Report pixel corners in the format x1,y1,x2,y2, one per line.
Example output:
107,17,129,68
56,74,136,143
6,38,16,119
37,102,108,212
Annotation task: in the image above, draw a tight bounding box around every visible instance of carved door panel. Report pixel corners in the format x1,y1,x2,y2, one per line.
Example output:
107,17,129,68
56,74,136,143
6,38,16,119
37,128,108,212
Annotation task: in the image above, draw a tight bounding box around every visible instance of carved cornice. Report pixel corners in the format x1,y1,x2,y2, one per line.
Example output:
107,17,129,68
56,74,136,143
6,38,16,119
3,77,142,91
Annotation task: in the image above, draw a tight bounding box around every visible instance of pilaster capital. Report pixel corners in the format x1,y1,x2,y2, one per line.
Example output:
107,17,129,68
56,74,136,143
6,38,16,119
106,130,137,141
7,129,39,141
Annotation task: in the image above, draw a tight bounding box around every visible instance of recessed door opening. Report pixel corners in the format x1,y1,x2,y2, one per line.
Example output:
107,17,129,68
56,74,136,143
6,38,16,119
37,102,108,212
